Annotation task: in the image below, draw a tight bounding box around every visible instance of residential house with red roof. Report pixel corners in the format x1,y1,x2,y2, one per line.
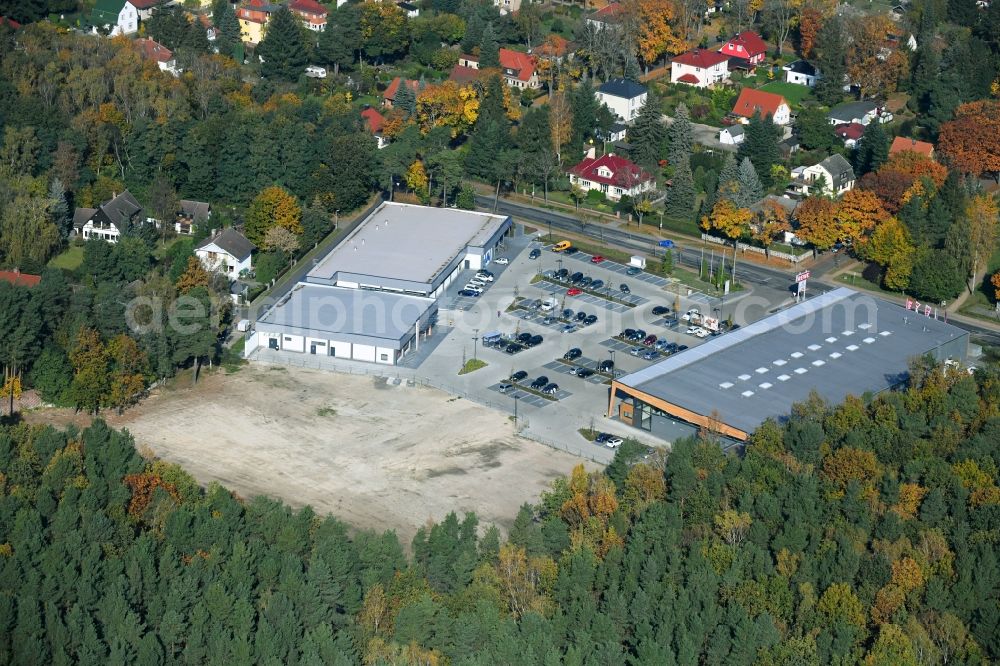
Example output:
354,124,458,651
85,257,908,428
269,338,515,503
0,17,22,29
532,34,572,65
127,0,167,20
719,31,768,72
0,269,41,288
731,88,790,125
361,107,389,149
134,37,179,76
585,2,626,30
834,123,865,148
568,150,654,202
382,77,420,108
889,136,934,159
448,64,480,85
670,49,730,88
459,49,540,89
289,0,327,32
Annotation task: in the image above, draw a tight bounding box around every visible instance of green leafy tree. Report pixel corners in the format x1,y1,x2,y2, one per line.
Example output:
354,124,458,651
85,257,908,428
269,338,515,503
466,76,513,181
796,107,836,152
258,7,308,82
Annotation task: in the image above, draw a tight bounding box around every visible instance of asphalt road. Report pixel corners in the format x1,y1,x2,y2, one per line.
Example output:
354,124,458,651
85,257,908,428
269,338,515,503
477,195,1000,348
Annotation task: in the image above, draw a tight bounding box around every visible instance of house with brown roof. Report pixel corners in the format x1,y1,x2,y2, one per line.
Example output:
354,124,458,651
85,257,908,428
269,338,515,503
382,77,420,108
671,49,730,88
585,2,626,30
834,123,865,148
289,0,327,32
889,136,934,159
731,88,790,125
448,64,480,85
134,37,179,76
568,149,654,202
532,34,572,64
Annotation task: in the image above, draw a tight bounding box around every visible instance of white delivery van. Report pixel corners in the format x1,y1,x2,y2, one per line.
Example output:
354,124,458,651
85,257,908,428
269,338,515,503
629,255,647,269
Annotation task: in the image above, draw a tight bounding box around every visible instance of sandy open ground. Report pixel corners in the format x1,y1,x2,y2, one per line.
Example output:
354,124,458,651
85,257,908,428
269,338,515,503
104,365,583,542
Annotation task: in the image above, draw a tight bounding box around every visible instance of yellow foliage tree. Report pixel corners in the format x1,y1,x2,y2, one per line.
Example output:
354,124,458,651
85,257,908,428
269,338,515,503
864,217,914,290
405,160,429,196
822,446,881,498
714,509,752,546
627,0,687,65
415,81,479,136
817,582,867,630
795,196,839,251
245,185,302,246
891,556,925,593
892,483,928,520
836,189,892,247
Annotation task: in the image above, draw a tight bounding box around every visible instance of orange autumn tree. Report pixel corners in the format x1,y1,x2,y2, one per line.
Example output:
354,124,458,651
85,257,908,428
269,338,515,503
794,196,839,251
966,194,1000,293
846,14,909,99
835,189,892,247
938,100,1000,178
752,199,792,257
700,199,752,242
560,464,622,556
626,0,687,66
798,7,823,58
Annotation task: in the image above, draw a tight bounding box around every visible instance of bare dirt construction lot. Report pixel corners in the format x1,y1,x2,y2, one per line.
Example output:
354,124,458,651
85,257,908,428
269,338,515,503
100,365,584,543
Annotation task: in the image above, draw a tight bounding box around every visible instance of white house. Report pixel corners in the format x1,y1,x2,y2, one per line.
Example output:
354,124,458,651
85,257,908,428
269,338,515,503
90,0,139,36
719,125,745,145
493,0,521,15
134,37,180,76
195,228,256,277
176,200,211,235
595,78,647,122
72,190,143,243
788,154,856,198
828,101,881,126
670,49,730,88
567,149,654,202
397,1,419,17
783,60,819,87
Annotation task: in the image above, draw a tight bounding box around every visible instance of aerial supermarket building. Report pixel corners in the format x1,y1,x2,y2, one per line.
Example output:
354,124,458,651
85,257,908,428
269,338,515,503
246,202,512,365
608,288,969,441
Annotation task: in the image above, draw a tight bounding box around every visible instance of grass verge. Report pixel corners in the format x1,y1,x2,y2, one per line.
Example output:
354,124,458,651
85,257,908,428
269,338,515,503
48,245,84,271
458,359,488,375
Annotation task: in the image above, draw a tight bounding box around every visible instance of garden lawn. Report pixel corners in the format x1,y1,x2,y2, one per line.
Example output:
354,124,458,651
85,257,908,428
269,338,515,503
760,81,814,108
48,245,83,271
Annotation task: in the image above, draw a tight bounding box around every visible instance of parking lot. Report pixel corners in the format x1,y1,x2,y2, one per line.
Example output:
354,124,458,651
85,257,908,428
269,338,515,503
411,233,743,454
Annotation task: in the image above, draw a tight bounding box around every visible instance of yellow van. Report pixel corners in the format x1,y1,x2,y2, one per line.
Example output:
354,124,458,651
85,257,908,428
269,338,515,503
552,240,572,252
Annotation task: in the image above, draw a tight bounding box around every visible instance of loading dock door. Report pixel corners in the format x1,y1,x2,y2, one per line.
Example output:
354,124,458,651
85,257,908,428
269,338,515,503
268,338,278,350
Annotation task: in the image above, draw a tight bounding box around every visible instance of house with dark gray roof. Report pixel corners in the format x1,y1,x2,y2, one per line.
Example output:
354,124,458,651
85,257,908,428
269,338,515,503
596,78,648,121
73,190,143,243
195,228,256,277
789,153,856,198
783,60,819,87
177,200,211,235
827,100,881,126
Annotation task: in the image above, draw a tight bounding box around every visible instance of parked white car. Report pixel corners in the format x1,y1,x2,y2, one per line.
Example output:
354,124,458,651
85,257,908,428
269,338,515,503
475,272,494,282
493,257,509,265
463,284,483,294
681,309,700,321
693,327,710,338
305,65,327,78
469,277,487,287
606,437,623,449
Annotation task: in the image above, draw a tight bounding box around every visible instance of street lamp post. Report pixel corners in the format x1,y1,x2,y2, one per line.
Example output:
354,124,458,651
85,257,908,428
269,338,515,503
472,328,479,361
334,209,340,229
513,394,519,427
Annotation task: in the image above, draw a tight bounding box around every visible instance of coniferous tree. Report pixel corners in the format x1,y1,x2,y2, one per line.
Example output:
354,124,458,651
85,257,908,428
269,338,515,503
735,157,764,207
465,76,512,181
667,102,694,165
258,7,308,82
814,18,847,105
713,153,739,207
628,100,667,171
213,0,242,60
461,13,484,54
737,112,780,187
394,83,416,118
479,23,500,68
666,157,695,219
853,121,889,176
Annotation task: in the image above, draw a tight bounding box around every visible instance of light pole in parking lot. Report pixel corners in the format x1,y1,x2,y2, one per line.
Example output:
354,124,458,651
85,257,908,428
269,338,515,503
557,259,562,276
513,394,519,427
609,349,615,374
472,329,479,361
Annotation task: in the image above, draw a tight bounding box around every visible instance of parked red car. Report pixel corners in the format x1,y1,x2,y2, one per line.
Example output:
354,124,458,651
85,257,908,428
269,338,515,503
590,255,605,264
643,334,658,346
567,288,582,296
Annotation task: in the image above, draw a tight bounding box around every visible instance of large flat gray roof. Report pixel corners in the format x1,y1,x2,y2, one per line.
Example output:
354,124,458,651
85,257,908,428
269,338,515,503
307,202,509,286
618,288,968,434
257,283,435,344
